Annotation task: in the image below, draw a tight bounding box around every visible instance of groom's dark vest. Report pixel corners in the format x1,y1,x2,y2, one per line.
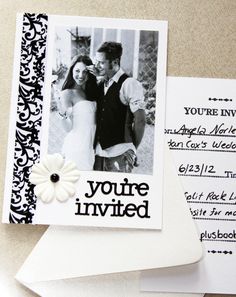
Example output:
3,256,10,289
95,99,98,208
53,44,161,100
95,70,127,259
95,73,133,150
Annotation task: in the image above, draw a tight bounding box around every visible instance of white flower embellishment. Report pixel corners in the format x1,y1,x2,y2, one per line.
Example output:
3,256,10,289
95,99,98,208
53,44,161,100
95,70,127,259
29,154,80,203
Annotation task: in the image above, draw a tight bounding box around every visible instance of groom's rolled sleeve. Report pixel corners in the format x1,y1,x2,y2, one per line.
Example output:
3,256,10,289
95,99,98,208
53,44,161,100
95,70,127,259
120,77,145,112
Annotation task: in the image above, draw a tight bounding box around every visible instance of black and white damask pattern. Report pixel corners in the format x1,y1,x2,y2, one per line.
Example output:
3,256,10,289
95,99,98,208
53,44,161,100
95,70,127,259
9,13,48,223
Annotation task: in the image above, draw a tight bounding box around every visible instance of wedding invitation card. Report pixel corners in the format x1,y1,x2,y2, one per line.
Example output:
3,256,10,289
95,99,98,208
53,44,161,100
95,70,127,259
2,13,168,229
141,76,236,294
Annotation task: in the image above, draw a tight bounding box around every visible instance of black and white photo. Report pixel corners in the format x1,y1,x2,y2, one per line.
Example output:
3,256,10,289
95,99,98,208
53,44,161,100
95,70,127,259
48,25,160,175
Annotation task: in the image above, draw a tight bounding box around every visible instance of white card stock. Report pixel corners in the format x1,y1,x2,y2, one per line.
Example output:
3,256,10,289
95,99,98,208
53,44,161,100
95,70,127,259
2,13,168,229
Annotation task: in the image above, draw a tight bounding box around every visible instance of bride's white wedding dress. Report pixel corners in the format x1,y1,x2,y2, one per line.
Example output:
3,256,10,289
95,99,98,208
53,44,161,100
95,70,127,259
62,100,96,170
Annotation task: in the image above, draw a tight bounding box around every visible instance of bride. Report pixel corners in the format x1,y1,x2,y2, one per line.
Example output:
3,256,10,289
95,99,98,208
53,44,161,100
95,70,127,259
58,55,98,170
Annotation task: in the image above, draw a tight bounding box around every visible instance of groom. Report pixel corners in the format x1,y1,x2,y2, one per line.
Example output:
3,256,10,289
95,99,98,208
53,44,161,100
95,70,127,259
91,41,145,173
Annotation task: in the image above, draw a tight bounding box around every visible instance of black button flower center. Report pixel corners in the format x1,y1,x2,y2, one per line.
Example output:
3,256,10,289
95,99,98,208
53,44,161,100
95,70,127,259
50,173,60,183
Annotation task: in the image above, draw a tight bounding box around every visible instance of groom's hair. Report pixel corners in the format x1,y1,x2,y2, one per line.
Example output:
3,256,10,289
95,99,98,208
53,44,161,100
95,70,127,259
97,42,123,65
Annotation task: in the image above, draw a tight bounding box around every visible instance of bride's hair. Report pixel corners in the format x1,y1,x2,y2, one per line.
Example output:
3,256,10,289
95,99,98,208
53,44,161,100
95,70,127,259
61,55,98,101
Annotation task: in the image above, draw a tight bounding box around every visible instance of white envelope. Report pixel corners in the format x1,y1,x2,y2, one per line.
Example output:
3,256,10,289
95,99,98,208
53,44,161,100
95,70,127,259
16,272,204,297
15,147,203,296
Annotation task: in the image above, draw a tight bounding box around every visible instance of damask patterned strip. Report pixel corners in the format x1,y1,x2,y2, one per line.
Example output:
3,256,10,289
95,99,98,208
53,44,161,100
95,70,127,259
9,13,48,223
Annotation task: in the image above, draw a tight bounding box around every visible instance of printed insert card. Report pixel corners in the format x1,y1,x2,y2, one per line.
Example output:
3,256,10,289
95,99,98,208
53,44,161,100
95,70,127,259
141,77,236,294
2,13,168,229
